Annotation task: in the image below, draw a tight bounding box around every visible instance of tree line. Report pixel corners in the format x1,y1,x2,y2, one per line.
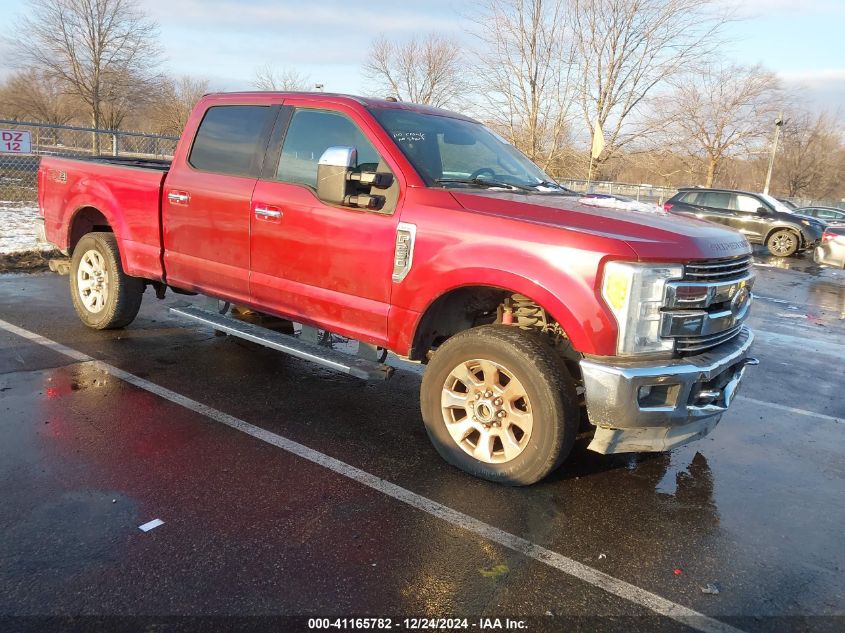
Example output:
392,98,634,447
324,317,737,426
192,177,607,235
1,0,842,200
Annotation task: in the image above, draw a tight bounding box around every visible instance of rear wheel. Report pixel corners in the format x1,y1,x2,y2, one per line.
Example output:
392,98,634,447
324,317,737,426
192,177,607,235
70,232,144,329
767,229,799,257
420,325,578,485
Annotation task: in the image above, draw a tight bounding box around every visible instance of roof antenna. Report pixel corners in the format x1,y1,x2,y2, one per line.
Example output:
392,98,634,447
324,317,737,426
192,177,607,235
385,96,399,102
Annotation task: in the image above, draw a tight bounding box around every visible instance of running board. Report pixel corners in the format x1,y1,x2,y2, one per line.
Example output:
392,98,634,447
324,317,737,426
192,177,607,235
169,306,393,381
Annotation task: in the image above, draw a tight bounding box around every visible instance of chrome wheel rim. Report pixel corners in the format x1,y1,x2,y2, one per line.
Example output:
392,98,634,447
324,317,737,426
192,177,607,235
77,249,109,313
771,234,795,255
441,359,533,464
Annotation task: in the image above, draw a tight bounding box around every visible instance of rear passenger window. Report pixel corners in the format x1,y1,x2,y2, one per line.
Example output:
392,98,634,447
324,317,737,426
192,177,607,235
698,192,731,209
277,109,381,188
189,105,273,176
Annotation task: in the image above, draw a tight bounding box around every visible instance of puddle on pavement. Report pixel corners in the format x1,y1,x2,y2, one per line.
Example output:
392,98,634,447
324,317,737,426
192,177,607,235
43,363,110,398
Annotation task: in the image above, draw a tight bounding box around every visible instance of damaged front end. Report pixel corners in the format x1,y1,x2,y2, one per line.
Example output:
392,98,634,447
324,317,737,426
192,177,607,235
583,255,759,453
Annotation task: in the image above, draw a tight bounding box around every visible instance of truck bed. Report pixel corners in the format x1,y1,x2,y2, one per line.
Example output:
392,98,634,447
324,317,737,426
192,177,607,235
39,155,169,281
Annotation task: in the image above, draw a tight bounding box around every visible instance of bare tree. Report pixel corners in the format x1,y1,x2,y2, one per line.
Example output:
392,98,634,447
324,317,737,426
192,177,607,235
658,64,780,187
12,0,162,150
362,34,467,108
570,0,731,169
777,110,843,198
148,76,210,135
0,69,81,124
252,64,311,91
472,0,576,171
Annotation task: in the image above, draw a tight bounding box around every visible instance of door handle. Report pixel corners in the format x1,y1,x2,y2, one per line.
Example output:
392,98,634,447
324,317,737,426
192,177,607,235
254,206,282,219
167,191,190,204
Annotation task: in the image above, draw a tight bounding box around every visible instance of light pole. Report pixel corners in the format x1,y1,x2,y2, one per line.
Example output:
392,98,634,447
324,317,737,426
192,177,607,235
763,112,784,195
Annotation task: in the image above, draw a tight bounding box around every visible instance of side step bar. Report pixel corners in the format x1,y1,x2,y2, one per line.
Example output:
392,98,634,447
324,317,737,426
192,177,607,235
169,305,393,381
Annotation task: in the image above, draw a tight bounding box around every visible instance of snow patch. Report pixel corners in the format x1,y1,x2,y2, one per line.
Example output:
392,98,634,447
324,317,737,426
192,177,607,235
0,204,49,254
578,196,664,214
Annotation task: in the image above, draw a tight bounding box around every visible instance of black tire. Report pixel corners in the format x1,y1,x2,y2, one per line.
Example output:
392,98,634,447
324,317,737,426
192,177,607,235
70,232,144,329
420,325,578,485
767,229,799,257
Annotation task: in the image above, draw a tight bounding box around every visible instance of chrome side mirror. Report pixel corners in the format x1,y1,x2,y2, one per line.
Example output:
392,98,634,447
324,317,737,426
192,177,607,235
316,146,358,205
315,146,393,210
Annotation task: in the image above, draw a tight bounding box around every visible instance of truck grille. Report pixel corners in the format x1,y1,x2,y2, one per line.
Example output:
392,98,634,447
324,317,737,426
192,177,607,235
664,255,754,355
674,324,744,354
684,256,752,283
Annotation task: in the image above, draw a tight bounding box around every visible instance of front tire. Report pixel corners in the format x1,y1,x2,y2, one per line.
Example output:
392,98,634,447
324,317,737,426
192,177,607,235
70,232,144,329
420,325,578,485
767,229,799,257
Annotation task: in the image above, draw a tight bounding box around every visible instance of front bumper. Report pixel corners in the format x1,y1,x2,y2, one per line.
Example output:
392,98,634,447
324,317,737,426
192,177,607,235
800,225,824,249
580,327,757,454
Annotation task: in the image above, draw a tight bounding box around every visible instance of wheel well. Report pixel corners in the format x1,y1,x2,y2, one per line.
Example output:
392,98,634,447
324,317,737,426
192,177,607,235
69,207,112,252
410,286,508,361
765,226,802,246
409,285,580,372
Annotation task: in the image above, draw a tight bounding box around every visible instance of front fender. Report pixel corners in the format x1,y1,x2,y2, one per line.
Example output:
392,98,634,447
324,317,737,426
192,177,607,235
390,237,629,357
766,222,821,247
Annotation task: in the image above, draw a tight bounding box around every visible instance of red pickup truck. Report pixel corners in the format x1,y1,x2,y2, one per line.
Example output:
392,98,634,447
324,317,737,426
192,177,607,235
37,92,757,484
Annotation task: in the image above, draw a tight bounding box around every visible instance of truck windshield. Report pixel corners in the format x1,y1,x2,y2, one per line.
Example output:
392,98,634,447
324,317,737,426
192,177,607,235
369,107,563,192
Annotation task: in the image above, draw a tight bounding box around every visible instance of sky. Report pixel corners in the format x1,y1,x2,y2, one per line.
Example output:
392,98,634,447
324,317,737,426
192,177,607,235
0,0,843,112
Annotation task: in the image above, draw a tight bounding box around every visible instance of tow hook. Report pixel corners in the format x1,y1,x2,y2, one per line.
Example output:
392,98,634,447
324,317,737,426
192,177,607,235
694,357,759,405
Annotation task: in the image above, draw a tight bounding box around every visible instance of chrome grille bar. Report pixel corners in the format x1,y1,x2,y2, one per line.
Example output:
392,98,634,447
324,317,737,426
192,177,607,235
684,256,752,282
674,325,744,353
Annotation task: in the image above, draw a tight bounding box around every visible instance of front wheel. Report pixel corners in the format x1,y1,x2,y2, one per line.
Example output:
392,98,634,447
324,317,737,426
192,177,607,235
70,232,144,329
420,326,578,485
767,229,799,257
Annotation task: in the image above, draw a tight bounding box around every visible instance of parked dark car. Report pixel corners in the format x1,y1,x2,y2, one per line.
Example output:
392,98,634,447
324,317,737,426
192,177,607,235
664,188,826,257
814,227,845,268
795,206,845,227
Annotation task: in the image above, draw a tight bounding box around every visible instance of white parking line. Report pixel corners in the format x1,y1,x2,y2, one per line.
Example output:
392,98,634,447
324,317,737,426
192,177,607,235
0,318,745,633
736,396,843,424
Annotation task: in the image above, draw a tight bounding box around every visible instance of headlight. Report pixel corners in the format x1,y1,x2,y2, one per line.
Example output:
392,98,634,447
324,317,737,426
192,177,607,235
601,261,684,356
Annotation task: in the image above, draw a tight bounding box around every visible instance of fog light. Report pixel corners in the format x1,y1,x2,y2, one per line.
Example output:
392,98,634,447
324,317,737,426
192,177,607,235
638,383,681,408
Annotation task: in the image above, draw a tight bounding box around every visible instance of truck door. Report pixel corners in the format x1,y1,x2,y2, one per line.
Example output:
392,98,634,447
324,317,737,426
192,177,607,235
249,106,402,346
163,104,278,301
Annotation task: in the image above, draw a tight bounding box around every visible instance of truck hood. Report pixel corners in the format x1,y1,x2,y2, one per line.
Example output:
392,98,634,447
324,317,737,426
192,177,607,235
451,190,752,260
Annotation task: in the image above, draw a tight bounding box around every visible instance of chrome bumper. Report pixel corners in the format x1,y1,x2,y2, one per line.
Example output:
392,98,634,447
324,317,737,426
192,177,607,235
580,327,757,454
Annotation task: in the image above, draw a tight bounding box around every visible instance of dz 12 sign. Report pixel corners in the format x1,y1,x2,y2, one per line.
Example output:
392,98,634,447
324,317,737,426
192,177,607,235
1,130,32,154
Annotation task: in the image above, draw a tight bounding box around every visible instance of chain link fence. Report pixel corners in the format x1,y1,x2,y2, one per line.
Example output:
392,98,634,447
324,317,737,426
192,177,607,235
558,179,677,205
0,119,179,203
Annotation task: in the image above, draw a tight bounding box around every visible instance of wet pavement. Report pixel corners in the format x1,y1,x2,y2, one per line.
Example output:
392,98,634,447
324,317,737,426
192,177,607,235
0,249,843,632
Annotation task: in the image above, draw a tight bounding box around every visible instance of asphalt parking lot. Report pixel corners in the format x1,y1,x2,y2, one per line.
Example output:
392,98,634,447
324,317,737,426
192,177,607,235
0,249,843,632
